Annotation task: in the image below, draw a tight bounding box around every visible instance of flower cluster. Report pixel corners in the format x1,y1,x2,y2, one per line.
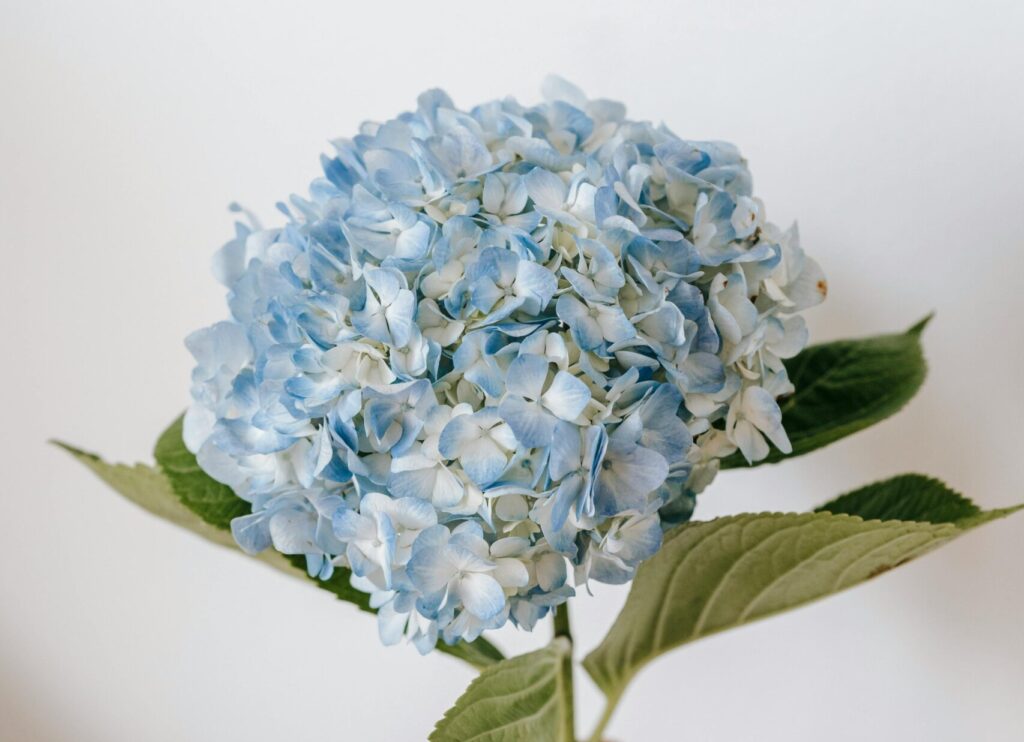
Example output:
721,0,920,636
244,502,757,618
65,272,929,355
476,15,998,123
184,78,825,652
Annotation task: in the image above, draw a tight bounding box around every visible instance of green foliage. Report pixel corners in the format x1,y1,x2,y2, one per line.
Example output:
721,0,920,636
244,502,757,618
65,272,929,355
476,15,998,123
818,474,980,524
584,478,1019,703
56,316,1024,739
57,421,505,670
722,318,930,468
153,416,251,529
431,639,574,742
53,440,239,549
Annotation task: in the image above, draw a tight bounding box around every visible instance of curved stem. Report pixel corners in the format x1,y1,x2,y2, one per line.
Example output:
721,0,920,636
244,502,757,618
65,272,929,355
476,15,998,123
586,690,622,742
553,604,575,741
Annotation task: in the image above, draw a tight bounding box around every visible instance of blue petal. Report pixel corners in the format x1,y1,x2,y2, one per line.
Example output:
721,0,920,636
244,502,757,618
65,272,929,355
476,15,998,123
548,420,582,480
594,445,669,517
514,260,557,313
498,395,558,448
407,546,455,595
670,352,725,394
231,512,271,554
505,354,549,400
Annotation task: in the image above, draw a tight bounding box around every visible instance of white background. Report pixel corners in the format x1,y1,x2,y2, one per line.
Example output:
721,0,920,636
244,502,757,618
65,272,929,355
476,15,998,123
2,1,1022,740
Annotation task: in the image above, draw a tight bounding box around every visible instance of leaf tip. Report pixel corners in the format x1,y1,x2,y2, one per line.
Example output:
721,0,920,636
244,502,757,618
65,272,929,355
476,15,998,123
907,312,935,336
49,439,96,460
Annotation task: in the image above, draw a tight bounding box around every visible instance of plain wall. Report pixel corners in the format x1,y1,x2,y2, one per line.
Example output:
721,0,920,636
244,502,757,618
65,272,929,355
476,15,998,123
1,1,1022,740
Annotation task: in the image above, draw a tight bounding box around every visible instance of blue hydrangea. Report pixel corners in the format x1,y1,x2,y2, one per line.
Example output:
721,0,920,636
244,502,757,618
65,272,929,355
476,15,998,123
184,77,826,652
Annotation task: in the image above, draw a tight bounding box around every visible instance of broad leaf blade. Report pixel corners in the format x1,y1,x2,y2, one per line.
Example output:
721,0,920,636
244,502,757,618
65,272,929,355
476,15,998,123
282,554,372,612
584,497,1018,700
437,634,508,669
817,474,980,524
723,319,929,468
54,440,298,577
153,415,251,529
817,473,1024,530
59,423,505,670
53,440,237,548
431,639,573,742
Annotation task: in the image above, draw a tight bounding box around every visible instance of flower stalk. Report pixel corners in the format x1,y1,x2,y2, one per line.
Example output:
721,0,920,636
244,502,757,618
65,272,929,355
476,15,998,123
554,604,576,741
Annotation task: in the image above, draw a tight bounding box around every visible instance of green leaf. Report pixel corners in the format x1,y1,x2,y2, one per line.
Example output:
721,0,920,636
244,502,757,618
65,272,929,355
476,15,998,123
57,423,505,670
437,633,509,669
282,554,373,611
722,317,930,468
583,494,1019,703
153,415,251,529
817,473,1024,530
818,474,976,523
54,440,293,573
52,441,233,547
431,639,573,742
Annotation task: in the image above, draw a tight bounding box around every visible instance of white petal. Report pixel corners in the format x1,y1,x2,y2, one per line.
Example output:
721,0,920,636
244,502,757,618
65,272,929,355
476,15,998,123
456,572,506,619
732,418,769,463
541,370,591,421
524,167,567,211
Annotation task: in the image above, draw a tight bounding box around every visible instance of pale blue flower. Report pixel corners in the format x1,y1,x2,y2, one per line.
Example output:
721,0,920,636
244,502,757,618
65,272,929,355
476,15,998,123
538,422,607,553
333,492,436,588
561,238,626,303
497,354,591,447
438,408,517,487
185,77,824,652
467,247,557,325
351,267,417,346
407,523,507,620
593,422,670,517
726,386,793,463
556,294,635,350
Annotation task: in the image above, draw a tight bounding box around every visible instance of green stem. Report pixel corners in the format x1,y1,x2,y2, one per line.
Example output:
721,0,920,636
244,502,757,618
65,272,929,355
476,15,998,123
586,690,622,742
554,601,572,640
553,604,575,741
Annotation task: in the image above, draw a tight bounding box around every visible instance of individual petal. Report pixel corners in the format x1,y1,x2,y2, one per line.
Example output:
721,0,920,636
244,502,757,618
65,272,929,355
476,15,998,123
388,497,438,531
536,552,568,591
766,315,808,359
781,255,827,312
556,294,604,350
514,260,557,313
406,545,456,596
615,512,663,563
456,572,506,619
491,557,530,590
268,508,318,555
732,418,770,463
437,413,479,460
548,420,582,481
594,445,669,516
669,352,726,395
541,370,591,421
330,507,365,543
741,386,793,455
505,354,550,400
497,394,558,448
524,167,567,211
231,512,271,554
595,305,636,343
635,384,690,462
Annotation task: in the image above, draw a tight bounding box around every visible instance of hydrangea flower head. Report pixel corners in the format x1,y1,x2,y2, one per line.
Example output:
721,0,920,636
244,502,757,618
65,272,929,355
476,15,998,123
185,77,825,651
